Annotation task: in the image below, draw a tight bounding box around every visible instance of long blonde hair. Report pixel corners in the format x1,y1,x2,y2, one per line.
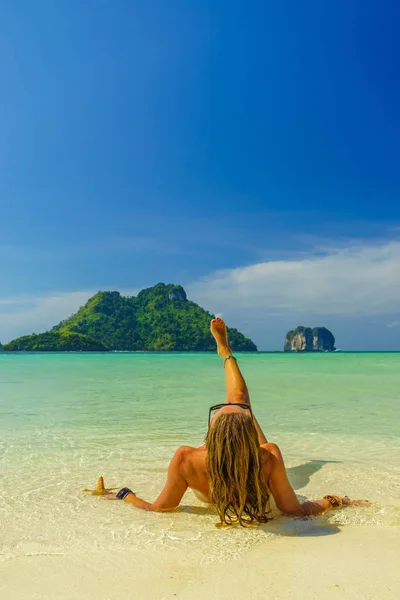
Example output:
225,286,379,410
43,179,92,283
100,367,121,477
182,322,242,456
205,412,271,526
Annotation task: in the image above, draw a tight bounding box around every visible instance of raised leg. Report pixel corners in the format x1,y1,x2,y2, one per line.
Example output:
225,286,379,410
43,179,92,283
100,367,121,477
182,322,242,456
210,318,268,444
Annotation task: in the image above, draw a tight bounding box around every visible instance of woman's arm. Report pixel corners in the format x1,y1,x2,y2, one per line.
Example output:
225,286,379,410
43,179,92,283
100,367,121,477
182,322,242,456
113,447,190,512
264,443,367,516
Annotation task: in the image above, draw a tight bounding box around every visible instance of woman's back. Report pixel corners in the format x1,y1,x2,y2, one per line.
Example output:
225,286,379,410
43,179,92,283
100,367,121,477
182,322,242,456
178,441,276,515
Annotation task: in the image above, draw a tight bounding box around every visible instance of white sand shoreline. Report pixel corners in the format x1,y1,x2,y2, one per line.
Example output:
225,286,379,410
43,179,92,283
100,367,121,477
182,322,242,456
1,526,399,600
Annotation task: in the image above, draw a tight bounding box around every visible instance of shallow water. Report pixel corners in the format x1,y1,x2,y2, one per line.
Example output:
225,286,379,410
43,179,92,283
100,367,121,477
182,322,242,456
1,352,399,565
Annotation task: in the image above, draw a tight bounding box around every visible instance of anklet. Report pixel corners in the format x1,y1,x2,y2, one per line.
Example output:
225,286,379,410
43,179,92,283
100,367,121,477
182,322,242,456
224,355,237,368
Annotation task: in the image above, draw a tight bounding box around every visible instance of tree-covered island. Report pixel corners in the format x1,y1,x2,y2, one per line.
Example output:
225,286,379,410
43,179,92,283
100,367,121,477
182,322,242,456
3,283,257,352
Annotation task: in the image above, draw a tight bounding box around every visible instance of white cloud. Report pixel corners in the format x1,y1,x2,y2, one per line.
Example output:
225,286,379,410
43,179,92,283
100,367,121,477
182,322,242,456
387,320,400,328
0,288,141,343
0,291,96,343
1,239,399,346
186,240,400,318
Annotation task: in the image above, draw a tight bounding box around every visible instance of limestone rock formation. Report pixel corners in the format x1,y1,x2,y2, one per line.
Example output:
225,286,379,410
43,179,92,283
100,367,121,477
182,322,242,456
284,326,335,352
168,285,187,302
312,327,336,352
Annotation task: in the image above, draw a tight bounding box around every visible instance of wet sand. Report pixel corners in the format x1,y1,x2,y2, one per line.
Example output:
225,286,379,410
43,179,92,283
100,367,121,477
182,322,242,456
1,526,399,600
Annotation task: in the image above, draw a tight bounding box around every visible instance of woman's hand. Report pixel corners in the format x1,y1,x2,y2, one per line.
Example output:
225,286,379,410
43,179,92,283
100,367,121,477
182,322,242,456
102,492,120,500
343,496,371,507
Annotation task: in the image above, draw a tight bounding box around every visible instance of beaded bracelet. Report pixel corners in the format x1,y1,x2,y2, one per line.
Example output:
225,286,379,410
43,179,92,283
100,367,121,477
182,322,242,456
323,494,343,509
116,487,135,500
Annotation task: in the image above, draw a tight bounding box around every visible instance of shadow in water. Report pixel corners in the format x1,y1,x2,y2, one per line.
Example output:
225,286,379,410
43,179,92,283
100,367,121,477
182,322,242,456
287,460,341,490
263,516,341,537
177,459,345,537
179,504,341,537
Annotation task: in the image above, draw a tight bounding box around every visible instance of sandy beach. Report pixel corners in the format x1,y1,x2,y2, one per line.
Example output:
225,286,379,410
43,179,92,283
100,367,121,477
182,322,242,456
1,525,399,600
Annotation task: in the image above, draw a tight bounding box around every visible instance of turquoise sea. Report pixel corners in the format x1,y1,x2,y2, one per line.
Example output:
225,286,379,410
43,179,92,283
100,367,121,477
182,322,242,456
1,352,399,566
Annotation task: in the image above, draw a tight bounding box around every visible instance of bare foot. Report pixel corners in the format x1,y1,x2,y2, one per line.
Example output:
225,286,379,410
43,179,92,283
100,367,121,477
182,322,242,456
210,318,231,358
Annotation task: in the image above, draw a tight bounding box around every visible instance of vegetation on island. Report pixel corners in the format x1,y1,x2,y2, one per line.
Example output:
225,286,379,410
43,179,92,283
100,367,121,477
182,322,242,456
3,331,109,352
4,283,257,352
284,326,335,352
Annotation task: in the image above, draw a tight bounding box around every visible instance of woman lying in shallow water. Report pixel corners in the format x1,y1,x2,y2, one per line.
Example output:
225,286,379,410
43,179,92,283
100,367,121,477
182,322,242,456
104,318,369,526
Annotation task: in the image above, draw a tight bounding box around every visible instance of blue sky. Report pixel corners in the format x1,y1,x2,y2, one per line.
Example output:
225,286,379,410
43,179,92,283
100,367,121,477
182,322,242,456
1,0,400,349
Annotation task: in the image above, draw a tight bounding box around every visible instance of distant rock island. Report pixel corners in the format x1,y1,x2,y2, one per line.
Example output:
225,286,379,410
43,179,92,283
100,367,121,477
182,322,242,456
284,326,335,352
3,283,257,352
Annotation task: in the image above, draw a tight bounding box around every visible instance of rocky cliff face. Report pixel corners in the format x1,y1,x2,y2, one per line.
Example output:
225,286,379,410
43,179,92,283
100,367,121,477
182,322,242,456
284,327,313,352
312,327,335,352
168,285,187,302
284,326,335,352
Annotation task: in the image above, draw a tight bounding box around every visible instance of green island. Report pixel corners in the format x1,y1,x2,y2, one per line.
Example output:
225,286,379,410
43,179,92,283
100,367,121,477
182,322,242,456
284,326,335,352
4,331,109,352
3,283,257,352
